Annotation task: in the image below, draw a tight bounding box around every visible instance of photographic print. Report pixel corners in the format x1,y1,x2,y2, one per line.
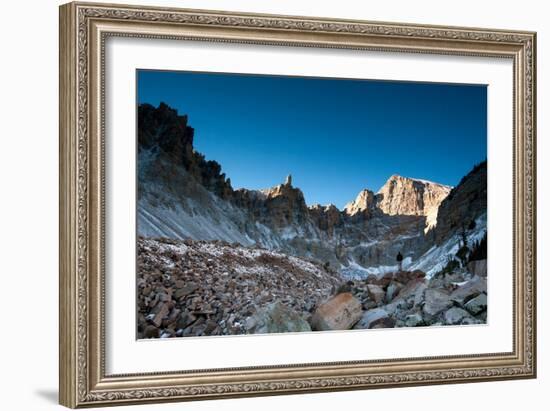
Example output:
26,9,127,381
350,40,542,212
60,5,536,405
136,70,488,339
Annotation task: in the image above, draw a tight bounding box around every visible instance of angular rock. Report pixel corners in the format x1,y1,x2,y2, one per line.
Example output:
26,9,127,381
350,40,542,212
354,308,393,329
371,317,396,329
444,307,471,325
450,276,487,305
396,278,427,306
176,310,197,329
204,320,219,334
404,312,424,327
375,272,395,289
174,282,199,299
336,281,353,294
367,284,386,305
423,288,453,318
382,298,408,316
248,302,311,334
385,281,404,303
429,271,465,289
394,270,426,284
144,325,160,338
310,293,362,331
464,293,487,315
152,302,170,327
365,274,379,285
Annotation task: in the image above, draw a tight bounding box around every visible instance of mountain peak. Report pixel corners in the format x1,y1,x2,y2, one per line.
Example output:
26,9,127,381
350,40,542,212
376,174,451,219
379,174,448,192
344,189,376,216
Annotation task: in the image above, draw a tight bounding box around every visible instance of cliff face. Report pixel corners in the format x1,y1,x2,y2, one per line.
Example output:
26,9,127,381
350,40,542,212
344,189,376,217
431,161,487,244
137,103,486,277
375,175,451,231
138,103,233,199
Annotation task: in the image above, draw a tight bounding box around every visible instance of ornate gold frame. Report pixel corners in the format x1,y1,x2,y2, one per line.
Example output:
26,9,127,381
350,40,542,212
59,1,537,408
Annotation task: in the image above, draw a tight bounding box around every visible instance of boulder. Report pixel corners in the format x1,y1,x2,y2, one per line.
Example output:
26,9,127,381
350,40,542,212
371,317,396,329
467,259,488,277
464,293,487,315
423,288,453,318
429,271,465,289
310,293,363,331
176,310,197,329
336,281,354,294
247,302,311,334
396,278,427,306
381,298,408,316
404,312,424,327
394,270,426,284
376,272,395,288
354,308,394,329
143,324,160,338
152,302,171,327
444,307,472,325
450,276,487,305
367,284,386,305
385,281,404,303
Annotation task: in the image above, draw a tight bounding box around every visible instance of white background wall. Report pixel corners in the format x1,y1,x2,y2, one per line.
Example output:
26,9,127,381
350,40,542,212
0,0,546,409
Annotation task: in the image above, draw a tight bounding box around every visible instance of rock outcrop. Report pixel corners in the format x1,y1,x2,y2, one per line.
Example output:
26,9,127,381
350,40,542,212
138,102,234,199
344,189,376,217
431,161,487,244
376,174,451,220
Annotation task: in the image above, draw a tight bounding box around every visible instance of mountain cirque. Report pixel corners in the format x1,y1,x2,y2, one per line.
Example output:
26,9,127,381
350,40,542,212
136,102,488,337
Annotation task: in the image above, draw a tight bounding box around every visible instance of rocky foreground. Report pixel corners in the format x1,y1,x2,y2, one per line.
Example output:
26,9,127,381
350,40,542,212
138,237,487,339
137,237,341,338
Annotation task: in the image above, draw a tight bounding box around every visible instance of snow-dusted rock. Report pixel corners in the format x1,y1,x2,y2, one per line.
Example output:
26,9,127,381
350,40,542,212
450,276,487,306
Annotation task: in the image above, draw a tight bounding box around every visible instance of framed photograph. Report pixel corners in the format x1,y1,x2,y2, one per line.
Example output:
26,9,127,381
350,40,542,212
59,2,537,408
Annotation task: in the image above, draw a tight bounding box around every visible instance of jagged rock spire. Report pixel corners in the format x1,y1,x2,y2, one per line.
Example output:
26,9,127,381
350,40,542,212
285,174,292,187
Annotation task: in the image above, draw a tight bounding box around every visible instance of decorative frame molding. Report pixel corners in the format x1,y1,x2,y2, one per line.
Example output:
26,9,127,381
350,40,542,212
59,2,536,408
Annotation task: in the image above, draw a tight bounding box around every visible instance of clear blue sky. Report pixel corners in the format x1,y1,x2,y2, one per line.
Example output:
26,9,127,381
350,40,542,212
137,70,487,209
